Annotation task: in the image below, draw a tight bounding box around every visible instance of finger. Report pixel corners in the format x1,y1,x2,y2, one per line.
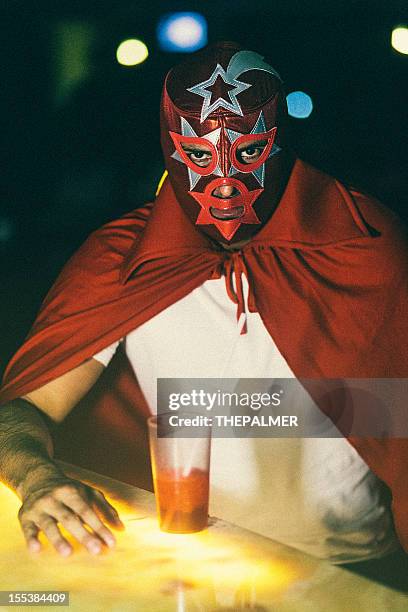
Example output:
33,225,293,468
65,497,116,548
38,516,72,557
52,506,103,555
92,490,125,530
20,520,42,553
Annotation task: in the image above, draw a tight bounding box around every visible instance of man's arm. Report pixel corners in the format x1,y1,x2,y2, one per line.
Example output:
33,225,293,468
0,358,124,557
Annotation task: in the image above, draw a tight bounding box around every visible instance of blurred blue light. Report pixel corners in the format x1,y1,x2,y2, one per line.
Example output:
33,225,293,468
286,91,313,119
157,12,207,52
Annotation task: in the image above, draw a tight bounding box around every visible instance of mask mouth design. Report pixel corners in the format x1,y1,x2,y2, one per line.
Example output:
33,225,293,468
209,184,244,220
210,205,245,220
190,177,263,240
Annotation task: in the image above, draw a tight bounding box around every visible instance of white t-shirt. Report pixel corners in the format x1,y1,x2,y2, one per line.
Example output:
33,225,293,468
93,275,396,562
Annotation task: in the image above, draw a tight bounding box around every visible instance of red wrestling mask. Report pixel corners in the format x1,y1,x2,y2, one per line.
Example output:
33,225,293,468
160,42,292,243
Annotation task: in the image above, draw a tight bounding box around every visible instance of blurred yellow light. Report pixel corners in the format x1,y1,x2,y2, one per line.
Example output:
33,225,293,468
116,39,149,66
0,482,303,610
122,515,298,592
391,27,408,55
155,170,168,196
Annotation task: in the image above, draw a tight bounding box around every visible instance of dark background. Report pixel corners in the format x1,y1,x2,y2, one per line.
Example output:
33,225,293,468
1,0,407,372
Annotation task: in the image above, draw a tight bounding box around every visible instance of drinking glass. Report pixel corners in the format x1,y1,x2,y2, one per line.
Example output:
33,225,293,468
148,413,211,533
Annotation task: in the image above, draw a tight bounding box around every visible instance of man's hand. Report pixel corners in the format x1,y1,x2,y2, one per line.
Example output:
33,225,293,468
18,473,124,557
0,365,122,557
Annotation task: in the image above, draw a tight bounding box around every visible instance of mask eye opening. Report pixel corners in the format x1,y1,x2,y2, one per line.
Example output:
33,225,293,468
230,128,277,173
169,132,218,175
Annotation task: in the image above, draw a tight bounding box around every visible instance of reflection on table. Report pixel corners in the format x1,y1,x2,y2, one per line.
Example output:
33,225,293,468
0,462,406,611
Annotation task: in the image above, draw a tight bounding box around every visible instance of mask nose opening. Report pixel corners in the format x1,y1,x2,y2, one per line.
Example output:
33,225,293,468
211,184,241,199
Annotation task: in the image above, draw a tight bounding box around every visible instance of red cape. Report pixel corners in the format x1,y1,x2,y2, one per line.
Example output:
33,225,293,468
1,159,408,548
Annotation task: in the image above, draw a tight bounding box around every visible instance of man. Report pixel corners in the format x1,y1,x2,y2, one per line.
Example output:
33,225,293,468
0,42,407,563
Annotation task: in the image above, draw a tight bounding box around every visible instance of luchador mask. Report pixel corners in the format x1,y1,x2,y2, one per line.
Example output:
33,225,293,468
160,41,290,243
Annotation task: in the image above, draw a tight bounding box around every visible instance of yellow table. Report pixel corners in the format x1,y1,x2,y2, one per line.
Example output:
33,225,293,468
0,462,407,611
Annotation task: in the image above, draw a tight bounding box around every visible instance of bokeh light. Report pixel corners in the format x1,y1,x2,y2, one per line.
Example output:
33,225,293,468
116,39,149,66
0,218,14,242
286,91,314,119
391,26,408,55
157,12,207,52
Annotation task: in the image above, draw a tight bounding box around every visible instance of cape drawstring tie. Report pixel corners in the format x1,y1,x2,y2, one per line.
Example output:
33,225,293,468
222,252,249,335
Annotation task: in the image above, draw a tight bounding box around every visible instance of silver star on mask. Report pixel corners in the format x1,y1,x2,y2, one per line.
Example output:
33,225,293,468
187,64,251,124
187,50,282,123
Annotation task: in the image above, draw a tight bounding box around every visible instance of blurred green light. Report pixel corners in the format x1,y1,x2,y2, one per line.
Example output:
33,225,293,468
116,39,149,66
